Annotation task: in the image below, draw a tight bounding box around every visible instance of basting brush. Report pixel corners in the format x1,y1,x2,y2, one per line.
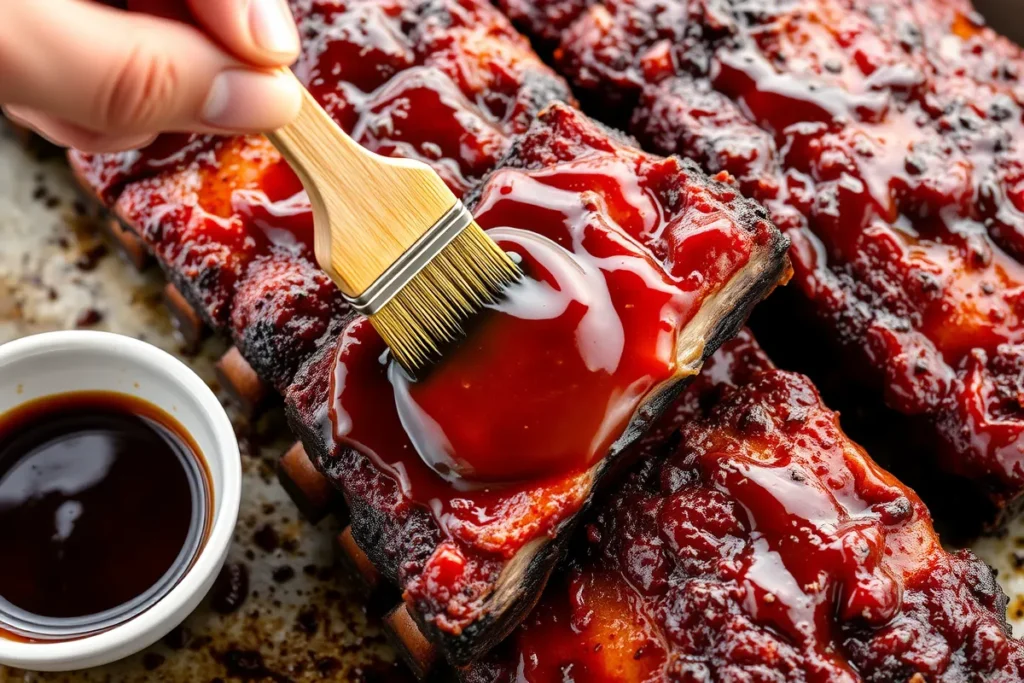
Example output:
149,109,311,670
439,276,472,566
266,73,521,372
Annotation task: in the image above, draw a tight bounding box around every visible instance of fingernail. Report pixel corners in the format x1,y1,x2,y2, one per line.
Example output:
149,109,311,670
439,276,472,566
249,0,300,57
201,69,301,130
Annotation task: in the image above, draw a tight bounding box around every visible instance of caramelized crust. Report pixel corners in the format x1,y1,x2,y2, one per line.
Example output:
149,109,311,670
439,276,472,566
468,331,1024,682
502,0,1024,523
64,0,1024,674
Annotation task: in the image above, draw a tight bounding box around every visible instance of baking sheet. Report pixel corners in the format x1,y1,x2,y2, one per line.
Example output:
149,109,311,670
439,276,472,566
0,127,402,682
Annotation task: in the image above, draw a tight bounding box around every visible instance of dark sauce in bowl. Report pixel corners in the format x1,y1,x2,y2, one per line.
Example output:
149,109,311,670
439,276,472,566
0,392,211,640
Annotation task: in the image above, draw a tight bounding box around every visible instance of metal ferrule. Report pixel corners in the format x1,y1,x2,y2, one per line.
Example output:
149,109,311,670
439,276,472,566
342,201,474,315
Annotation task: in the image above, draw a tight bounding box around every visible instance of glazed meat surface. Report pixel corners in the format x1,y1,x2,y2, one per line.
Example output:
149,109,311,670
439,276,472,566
63,0,1024,674
467,330,1024,682
498,0,1024,525
286,103,787,663
67,0,574,653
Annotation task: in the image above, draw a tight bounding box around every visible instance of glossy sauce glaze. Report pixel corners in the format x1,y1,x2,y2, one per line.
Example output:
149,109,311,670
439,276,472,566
0,392,211,639
327,137,763,555
283,105,785,639
70,1,786,646
328,181,687,549
392,227,682,485
471,332,1024,682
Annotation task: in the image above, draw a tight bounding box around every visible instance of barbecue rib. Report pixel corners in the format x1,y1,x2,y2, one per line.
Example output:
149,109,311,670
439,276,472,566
68,0,789,667
466,330,1024,683
286,103,788,664
495,0,1024,527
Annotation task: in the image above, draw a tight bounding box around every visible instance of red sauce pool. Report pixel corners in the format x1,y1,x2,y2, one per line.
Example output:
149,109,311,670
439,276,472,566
326,145,761,554
391,228,682,484
0,392,211,640
329,225,684,548
327,156,724,549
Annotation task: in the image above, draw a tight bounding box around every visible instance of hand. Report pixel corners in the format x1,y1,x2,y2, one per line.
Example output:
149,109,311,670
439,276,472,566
0,0,303,153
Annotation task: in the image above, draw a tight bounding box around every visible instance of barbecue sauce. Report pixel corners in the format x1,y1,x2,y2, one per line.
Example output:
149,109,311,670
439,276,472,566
389,228,682,484
0,392,211,638
327,150,758,553
327,223,683,554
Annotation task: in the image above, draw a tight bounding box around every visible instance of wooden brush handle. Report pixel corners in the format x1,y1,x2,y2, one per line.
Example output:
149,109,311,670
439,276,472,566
267,71,458,297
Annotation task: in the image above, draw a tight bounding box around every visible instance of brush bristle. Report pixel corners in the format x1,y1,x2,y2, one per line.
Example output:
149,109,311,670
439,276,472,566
369,222,521,372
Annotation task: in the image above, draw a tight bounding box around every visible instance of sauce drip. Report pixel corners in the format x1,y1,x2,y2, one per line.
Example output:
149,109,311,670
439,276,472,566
0,392,210,634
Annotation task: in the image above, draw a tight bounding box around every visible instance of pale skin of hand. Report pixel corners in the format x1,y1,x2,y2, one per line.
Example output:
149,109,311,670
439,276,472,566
0,0,303,153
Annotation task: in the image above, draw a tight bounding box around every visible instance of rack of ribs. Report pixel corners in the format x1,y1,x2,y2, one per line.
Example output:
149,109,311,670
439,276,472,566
59,0,1024,676
67,0,790,668
465,330,1024,682
493,0,1024,528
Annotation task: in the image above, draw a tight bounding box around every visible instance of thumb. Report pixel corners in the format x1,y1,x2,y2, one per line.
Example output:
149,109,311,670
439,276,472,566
0,0,301,137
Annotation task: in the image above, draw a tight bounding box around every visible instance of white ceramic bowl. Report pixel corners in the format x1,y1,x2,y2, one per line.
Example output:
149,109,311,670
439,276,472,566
0,330,241,671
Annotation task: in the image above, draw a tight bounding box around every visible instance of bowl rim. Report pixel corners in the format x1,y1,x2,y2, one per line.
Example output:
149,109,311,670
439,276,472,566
0,330,241,670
